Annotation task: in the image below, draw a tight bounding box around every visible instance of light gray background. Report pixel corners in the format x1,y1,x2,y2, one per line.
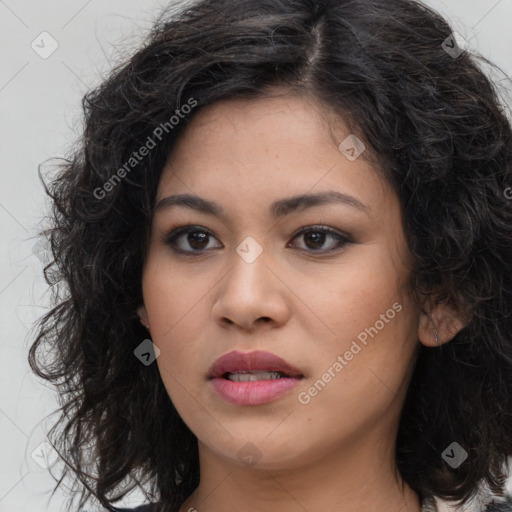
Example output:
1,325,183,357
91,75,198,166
1,1,511,511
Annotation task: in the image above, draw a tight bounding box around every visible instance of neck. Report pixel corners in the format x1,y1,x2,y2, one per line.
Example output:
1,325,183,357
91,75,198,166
179,431,421,512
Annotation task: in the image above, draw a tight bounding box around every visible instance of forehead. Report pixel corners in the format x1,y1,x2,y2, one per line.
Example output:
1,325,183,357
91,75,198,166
171,93,350,158
156,94,393,218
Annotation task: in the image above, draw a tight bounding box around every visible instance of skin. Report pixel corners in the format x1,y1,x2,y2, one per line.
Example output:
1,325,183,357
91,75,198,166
138,92,466,512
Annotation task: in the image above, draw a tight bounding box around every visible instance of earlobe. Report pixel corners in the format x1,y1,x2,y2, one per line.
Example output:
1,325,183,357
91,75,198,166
137,305,150,330
417,298,471,347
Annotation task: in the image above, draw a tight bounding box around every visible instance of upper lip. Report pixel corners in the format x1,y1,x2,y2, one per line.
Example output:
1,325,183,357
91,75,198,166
208,350,304,379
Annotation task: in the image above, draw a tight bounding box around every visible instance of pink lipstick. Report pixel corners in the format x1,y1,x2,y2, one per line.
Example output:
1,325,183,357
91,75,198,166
208,350,304,406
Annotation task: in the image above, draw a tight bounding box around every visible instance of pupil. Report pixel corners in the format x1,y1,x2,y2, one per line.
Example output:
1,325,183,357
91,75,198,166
305,232,325,249
189,231,208,249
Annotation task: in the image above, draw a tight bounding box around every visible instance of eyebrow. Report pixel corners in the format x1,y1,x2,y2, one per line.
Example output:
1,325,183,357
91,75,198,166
154,191,370,218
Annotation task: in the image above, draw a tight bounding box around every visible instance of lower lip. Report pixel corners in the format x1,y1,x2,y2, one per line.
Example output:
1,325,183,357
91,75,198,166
209,376,303,405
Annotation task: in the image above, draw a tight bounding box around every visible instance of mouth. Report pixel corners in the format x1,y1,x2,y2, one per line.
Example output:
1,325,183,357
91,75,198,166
207,350,305,406
207,349,305,380
220,370,296,382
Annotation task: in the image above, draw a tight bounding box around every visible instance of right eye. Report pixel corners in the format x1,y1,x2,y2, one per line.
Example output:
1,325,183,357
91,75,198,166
162,225,223,255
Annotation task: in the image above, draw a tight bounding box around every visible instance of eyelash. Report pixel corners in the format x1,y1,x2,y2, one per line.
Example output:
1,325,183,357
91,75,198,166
162,224,353,256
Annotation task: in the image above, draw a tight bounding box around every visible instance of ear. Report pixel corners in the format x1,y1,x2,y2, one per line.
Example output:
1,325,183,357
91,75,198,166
137,305,150,330
418,297,471,347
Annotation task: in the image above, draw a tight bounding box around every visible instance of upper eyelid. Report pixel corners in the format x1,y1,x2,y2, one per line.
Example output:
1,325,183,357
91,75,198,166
164,224,347,238
293,225,351,238
288,226,353,248
163,224,351,249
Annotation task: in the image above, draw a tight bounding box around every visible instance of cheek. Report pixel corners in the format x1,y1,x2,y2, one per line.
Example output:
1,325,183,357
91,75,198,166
141,257,213,373
142,246,213,331
143,266,212,423
309,244,410,341
304,246,418,398
296,271,417,443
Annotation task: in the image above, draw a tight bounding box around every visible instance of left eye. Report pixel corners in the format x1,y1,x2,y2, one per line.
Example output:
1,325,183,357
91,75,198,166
288,226,351,252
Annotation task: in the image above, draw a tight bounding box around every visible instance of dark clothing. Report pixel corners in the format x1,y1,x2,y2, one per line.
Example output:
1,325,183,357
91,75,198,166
112,497,512,511
110,506,154,512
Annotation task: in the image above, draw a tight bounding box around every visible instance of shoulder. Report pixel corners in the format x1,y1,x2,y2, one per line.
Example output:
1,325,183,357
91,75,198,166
107,505,155,512
78,501,181,512
484,497,512,511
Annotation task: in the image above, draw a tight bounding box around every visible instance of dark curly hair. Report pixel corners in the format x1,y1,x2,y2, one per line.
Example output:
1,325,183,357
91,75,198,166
29,0,512,510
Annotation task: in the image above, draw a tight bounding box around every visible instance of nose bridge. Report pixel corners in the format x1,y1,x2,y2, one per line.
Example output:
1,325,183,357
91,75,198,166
212,237,289,329
225,237,270,303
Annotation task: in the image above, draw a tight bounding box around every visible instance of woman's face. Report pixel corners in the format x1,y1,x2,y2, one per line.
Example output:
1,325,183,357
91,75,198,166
139,93,422,470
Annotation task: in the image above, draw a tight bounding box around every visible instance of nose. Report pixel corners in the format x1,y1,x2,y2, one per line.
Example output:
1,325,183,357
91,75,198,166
211,247,291,331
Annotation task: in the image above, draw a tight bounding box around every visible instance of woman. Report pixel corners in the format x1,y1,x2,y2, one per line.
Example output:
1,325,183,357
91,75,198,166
29,0,512,511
